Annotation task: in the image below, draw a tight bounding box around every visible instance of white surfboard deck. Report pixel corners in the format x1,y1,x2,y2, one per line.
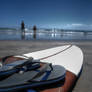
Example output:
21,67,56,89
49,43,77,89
15,45,83,76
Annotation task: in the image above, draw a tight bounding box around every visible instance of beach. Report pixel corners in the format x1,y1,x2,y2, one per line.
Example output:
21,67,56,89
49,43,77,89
0,40,92,92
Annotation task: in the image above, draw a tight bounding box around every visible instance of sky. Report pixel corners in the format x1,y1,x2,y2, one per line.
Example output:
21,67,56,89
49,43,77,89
0,0,92,30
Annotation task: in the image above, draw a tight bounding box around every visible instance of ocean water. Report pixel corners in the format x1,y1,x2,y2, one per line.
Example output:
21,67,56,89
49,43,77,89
0,29,92,41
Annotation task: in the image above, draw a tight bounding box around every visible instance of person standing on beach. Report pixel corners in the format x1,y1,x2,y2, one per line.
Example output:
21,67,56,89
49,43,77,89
21,21,25,39
33,25,37,39
21,21,25,31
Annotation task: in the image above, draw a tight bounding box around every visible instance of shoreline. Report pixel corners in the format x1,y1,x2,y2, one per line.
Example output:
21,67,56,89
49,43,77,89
0,40,92,92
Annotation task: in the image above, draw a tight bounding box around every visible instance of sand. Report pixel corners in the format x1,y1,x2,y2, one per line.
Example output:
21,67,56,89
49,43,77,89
0,40,92,92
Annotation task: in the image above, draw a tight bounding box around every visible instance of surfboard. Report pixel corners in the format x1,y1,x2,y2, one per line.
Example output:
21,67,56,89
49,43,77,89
0,45,83,92
15,45,83,92
16,45,83,76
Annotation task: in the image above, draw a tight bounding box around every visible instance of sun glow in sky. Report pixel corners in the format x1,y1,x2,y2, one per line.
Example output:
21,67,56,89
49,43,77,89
0,0,92,30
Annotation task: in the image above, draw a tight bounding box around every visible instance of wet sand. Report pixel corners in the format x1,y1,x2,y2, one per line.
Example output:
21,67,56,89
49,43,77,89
0,40,92,92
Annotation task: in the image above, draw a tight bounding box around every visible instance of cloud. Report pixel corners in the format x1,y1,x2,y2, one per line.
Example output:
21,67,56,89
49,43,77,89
63,23,92,30
90,24,92,27
71,24,84,26
66,23,84,27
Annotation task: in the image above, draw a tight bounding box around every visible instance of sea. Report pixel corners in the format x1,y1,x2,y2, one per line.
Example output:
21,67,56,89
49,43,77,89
0,28,92,41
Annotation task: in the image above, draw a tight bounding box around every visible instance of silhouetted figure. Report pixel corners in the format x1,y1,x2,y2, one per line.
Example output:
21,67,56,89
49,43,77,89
21,21,25,30
21,21,25,40
33,25,37,39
